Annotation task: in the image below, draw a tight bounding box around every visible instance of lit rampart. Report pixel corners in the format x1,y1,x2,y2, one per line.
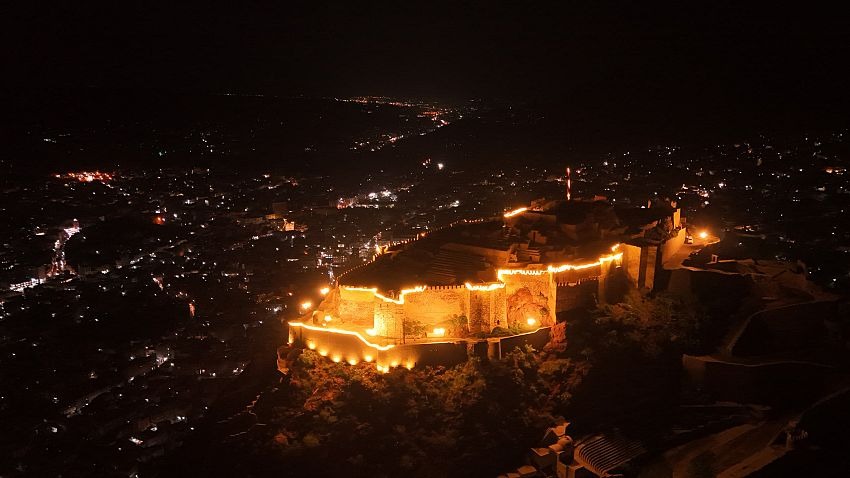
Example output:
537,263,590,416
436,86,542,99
289,320,551,372
290,250,622,369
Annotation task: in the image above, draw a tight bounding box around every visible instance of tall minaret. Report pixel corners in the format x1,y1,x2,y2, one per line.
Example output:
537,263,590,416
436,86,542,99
566,166,571,201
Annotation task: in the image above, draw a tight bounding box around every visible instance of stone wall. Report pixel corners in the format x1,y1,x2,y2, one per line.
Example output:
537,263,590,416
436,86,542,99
468,288,507,332
622,243,644,289
552,264,601,285
374,301,404,337
555,280,597,313
659,228,686,264
402,286,467,329
337,288,376,327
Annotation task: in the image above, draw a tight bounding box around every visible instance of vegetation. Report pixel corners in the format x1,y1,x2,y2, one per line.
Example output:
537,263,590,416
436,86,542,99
450,313,469,337
402,319,426,339
223,340,588,478
172,290,721,477
589,290,709,358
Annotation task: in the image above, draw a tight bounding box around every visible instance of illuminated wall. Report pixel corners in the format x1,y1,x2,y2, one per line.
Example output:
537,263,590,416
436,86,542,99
468,287,507,332
337,287,376,327
501,272,557,327
288,321,551,372
659,228,687,264
374,301,404,337
402,285,467,328
323,251,622,339
292,251,624,370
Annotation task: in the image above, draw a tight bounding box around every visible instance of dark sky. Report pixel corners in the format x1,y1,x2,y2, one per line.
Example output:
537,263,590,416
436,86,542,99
4,2,849,116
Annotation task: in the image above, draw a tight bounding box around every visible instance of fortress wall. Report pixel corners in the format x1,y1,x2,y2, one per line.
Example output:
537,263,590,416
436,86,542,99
291,325,373,365
338,288,377,327
644,247,658,290
556,280,597,313
402,286,466,328
468,288,507,333
503,273,556,327
622,243,644,288
375,301,404,337
682,355,830,404
597,255,623,303
660,228,686,264
488,327,552,359
552,264,602,285
730,300,836,357
667,268,753,301
379,342,469,370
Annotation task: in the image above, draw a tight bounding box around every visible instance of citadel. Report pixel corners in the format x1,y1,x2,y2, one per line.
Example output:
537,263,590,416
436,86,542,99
289,192,690,371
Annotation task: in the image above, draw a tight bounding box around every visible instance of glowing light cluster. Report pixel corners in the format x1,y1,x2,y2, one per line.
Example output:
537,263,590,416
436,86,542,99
545,252,623,273
343,251,622,308
503,207,528,218
496,251,623,280
56,171,114,183
342,285,427,305
464,282,505,291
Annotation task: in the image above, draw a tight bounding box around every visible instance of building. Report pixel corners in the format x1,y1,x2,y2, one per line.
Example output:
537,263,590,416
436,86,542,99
288,198,685,371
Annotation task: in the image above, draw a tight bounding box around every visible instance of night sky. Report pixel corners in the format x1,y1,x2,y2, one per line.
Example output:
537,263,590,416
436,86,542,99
5,2,849,126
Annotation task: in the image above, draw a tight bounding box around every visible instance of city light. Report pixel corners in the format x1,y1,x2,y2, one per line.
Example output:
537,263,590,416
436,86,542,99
56,171,114,184
698,231,708,240
301,301,313,310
